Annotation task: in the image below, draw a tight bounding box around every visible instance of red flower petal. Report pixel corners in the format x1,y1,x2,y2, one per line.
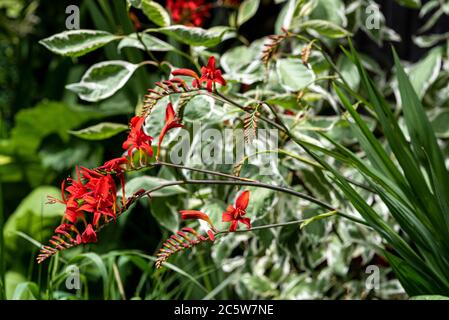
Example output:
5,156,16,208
235,190,250,210
172,68,199,80
179,210,214,228
207,230,215,241
240,217,251,230
206,56,216,70
222,212,233,222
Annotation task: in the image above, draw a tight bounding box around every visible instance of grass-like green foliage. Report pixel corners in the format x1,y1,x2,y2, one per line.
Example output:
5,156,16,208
308,41,449,296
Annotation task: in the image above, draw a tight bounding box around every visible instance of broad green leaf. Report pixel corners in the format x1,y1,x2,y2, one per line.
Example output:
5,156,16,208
124,176,187,198
237,0,260,26
8,101,96,156
183,95,214,122
221,39,265,84
3,187,64,252
266,94,298,110
69,122,129,140
69,253,109,299
157,25,232,47
39,30,119,57
310,0,346,26
431,109,449,138
275,0,300,33
241,274,278,297
66,61,140,102
408,46,442,99
5,272,26,300
276,58,315,92
299,19,351,38
149,197,179,232
12,282,40,300
337,55,360,90
118,33,173,52
141,0,170,27
395,0,421,9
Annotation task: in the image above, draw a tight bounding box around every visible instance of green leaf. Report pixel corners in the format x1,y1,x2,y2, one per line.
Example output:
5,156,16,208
276,58,315,92
183,95,214,122
12,282,40,300
117,33,173,52
299,19,351,38
266,94,298,110
241,274,278,297
395,0,421,9
69,253,109,299
8,101,96,156
431,109,449,138
237,0,260,26
410,295,449,300
141,0,170,27
149,197,179,232
5,272,26,300
337,55,360,90
39,30,120,57
69,122,129,140
3,187,64,253
310,0,346,26
394,49,449,238
407,46,442,99
124,176,187,198
157,25,232,47
384,251,436,296
66,61,140,102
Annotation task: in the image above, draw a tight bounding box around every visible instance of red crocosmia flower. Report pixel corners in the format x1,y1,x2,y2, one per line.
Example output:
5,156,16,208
199,56,226,92
76,224,97,244
222,190,251,231
97,157,128,201
55,223,73,235
47,167,88,224
171,68,201,87
166,0,211,26
98,157,128,173
122,116,153,159
157,103,183,158
79,174,117,226
179,210,214,228
171,56,226,92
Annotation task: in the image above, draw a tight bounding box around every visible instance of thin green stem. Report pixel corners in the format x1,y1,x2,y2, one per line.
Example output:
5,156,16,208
155,161,255,182
135,179,368,227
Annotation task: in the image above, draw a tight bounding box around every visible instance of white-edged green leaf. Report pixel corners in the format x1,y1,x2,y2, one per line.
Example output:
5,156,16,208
183,95,214,122
413,32,449,48
39,30,119,57
118,33,173,52
124,176,187,198
237,0,260,26
141,0,170,27
276,58,315,92
408,46,442,99
299,19,351,38
69,122,129,140
66,61,140,102
157,25,232,47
